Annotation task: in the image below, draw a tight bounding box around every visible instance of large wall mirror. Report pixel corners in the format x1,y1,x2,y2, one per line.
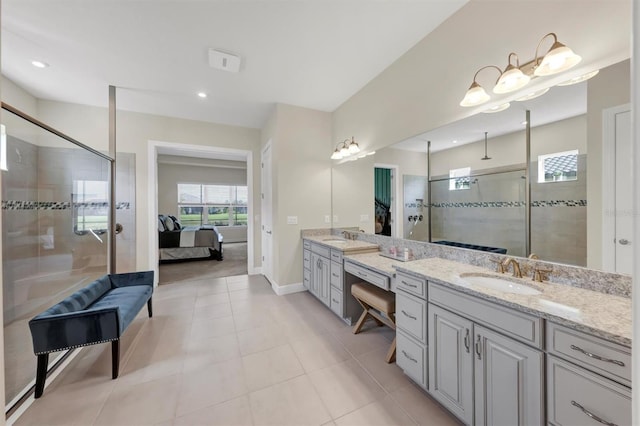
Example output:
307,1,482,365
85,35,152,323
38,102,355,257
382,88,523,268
331,58,631,275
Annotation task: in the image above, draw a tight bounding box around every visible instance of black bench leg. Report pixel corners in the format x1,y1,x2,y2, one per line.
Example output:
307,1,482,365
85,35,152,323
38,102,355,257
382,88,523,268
34,354,49,398
112,340,120,379
147,298,153,318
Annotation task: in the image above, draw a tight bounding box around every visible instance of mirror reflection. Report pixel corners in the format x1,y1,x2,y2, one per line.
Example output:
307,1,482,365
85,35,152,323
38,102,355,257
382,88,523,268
331,59,630,275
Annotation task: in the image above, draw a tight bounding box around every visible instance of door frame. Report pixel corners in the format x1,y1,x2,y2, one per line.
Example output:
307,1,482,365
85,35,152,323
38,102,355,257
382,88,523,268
602,103,631,271
374,163,401,238
147,140,256,285
261,141,273,284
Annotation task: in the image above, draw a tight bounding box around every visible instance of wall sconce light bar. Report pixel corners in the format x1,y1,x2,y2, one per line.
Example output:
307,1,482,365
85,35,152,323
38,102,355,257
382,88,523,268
331,136,360,160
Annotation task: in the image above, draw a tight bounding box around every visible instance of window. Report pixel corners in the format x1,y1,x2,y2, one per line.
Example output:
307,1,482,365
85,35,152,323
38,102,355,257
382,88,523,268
73,180,108,234
177,184,248,226
449,167,471,191
538,150,578,183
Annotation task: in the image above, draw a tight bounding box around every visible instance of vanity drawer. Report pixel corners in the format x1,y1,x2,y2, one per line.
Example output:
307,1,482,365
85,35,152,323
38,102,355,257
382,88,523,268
547,322,631,386
330,261,342,289
397,329,427,389
303,240,311,250
547,355,630,426
311,242,331,258
396,292,426,344
330,250,343,263
428,282,543,349
396,272,426,299
303,268,311,289
344,262,389,291
330,287,343,317
303,249,311,270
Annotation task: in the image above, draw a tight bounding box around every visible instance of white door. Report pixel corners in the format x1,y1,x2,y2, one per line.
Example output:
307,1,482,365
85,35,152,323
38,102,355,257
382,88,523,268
603,105,633,274
261,143,274,282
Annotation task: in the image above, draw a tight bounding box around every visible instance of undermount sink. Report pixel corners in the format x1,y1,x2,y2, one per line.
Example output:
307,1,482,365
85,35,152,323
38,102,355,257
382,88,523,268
458,273,542,295
323,238,347,243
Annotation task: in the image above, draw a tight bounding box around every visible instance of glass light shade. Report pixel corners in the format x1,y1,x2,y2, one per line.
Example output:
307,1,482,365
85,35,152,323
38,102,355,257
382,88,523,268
339,145,350,157
515,87,550,101
330,149,343,160
460,82,490,107
348,138,360,154
556,69,599,86
481,102,510,114
534,42,582,76
493,65,530,94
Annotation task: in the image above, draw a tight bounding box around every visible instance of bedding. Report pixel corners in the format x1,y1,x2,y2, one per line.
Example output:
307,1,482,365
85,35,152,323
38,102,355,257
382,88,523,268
158,215,223,263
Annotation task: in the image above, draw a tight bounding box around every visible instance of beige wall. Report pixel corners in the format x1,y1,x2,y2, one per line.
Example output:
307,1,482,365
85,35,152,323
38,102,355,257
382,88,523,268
1,77,37,117
34,100,262,272
586,60,631,269
261,104,332,288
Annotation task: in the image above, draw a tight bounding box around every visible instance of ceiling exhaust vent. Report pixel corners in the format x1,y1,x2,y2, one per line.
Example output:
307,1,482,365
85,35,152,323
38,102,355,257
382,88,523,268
208,49,241,73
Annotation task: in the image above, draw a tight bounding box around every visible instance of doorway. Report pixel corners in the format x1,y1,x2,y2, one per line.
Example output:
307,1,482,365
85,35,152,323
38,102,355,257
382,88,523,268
374,164,400,237
603,103,632,274
261,142,273,284
147,141,256,284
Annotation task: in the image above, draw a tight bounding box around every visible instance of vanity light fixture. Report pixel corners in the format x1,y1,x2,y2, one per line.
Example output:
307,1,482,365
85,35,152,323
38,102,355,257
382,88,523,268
460,32,581,107
482,102,510,114
515,87,550,101
556,69,599,86
330,137,360,160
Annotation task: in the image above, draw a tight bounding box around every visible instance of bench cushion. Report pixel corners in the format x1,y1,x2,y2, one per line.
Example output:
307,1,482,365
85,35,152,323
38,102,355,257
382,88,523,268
351,282,395,313
33,276,112,318
91,285,152,333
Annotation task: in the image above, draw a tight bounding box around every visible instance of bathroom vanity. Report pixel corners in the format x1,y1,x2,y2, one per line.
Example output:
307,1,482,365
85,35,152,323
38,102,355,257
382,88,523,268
300,230,632,425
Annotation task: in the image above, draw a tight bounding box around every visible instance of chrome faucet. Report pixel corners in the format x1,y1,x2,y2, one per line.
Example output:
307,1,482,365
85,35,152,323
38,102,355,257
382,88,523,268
502,258,522,278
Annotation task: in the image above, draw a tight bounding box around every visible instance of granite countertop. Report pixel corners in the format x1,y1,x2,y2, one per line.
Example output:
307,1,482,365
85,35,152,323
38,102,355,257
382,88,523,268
343,252,406,278
303,235,379,253
394,258,631,347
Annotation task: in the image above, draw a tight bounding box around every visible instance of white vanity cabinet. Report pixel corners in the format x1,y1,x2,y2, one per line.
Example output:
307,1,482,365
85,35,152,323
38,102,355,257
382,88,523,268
395,271,428,390
428,283,544,426
546,323,631,426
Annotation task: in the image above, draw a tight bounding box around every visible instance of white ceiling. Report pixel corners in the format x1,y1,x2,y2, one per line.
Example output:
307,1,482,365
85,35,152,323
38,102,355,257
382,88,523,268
393,81,588,153
1,0,468,129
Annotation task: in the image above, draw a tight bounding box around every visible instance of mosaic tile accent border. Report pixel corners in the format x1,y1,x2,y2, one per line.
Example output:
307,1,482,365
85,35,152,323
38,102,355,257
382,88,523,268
404,200,587,208
2,200,131,210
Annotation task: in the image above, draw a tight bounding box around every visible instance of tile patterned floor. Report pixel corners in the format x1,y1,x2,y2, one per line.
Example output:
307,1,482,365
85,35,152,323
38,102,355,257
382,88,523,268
14,274,460,426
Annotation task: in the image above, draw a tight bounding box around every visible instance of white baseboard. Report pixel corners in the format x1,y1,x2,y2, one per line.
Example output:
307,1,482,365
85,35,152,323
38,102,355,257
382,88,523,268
249,266,262,275
271,281,306,296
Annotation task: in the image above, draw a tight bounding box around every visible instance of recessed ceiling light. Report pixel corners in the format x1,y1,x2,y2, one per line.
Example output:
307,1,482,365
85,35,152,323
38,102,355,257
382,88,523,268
556,69,600,86
515,87,550,102
197,92,207,98
452,140,458,144
31,60,49,68
482,102,510,114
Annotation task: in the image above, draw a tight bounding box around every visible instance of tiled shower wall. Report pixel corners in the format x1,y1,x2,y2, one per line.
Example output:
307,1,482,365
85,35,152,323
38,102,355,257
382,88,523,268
402,155,587,265
2,134,135,404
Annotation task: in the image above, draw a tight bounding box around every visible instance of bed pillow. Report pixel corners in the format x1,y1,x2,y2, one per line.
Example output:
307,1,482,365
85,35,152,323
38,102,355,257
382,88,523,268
168,215,181,230
164,215,175,231
158,217,166,232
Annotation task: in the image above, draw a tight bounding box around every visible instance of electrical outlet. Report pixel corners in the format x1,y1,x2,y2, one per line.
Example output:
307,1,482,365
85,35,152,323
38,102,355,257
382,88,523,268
360,214,369,222
324,215,330,223
287,216,298,225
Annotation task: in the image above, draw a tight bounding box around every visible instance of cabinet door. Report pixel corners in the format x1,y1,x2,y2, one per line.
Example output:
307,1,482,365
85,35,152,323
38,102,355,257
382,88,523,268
310,253,320,297
474,325,544,426
428,304,474,425
318,255,331,306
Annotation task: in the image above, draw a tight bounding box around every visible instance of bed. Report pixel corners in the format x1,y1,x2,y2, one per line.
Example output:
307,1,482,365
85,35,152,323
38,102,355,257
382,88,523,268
158,215,224,263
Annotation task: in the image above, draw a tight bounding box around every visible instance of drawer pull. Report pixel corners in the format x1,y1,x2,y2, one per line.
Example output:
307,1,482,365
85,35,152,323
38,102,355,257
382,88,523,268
401,310,417,320
464,329,470,353
357,271,367,277
475,335,482,360
401,280,417,288
571,401,617,426
401,350,418,363
332,298,339,304
332,273,339,278
570,345,625,367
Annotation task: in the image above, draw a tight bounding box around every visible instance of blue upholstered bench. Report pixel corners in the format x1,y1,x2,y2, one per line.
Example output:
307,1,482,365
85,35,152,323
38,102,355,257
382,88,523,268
432,240,507,254
28,271,154,398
